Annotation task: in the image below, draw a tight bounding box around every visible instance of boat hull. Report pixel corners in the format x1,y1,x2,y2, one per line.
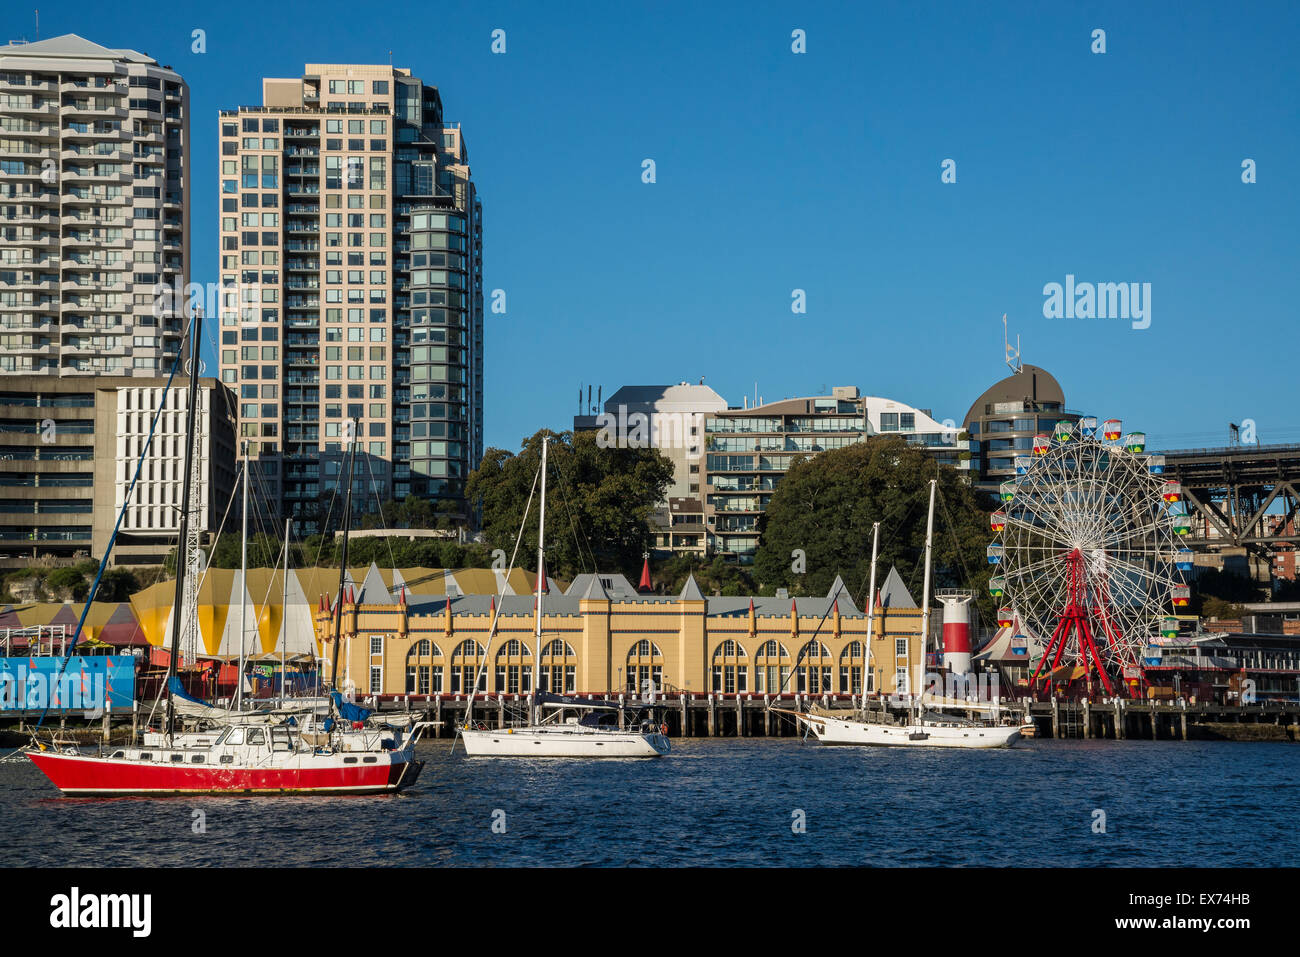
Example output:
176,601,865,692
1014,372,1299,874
26,749,423,795
461,727,669,757
798,713,1021,749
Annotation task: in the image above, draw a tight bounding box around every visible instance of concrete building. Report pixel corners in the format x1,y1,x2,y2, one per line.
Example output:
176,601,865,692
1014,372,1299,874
0,34,189,376
704,386,964,560
218,63,482,534
962,364,1082,493
0,375,236,568
574,383,728,557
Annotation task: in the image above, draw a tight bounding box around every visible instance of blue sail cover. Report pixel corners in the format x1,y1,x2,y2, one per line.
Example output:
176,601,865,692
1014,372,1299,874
168,675,210,707
330,692,373,723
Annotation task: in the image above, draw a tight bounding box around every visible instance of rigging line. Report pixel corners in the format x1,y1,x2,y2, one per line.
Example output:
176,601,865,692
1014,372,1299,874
551,442,598,574
936,484,992,628
359,452,400,576
455,462,541,747
15,322,190,750
851,495,919,610
309,456,344,572
552,453,595,575
768,576,848,710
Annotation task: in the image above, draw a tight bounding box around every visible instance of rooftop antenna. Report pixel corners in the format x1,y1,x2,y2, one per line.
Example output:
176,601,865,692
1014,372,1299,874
1002,313,1022,374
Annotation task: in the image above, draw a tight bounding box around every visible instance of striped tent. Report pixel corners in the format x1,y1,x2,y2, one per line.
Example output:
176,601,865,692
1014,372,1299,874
128,566,538,661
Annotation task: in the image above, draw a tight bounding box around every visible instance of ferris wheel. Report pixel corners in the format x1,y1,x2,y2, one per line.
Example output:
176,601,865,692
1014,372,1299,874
985,417,1193,696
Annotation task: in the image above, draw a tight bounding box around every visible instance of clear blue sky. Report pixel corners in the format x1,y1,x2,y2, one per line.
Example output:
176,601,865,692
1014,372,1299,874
13,1,1299,451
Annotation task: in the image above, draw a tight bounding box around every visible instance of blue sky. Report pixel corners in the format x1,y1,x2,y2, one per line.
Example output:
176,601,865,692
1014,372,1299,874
12,1,1299,451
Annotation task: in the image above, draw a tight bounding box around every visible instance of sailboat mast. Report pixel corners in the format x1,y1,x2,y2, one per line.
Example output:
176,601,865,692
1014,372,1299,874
533,436,548,725
164,309,202,739
864,520,879,713
329,421,358,692
235,441,249,711
916,479,937,722
280,517,290,707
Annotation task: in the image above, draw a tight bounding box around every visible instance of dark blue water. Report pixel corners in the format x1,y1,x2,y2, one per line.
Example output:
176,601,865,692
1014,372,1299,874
1,739,1295,866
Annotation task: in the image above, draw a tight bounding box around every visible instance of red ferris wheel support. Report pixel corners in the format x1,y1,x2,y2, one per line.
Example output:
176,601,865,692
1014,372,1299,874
1029,549,1116,697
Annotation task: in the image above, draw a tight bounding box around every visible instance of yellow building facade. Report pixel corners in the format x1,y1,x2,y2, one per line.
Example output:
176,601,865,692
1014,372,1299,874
317,575,927,700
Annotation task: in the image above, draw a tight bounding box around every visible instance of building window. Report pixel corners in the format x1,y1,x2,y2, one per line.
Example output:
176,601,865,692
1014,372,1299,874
369,666,382,694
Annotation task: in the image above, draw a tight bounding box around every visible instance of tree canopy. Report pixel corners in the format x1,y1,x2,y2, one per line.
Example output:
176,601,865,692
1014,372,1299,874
751,436,997,616
466,428,675,581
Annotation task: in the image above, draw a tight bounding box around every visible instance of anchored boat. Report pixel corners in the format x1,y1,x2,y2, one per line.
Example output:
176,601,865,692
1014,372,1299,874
27,720,427,795
457,436,669,759
461,692,669,757
785,479,1021,750
25,313,429,795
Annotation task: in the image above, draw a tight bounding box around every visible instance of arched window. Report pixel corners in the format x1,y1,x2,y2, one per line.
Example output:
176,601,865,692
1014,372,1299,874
539,638,576,694
754,640,790,694
543,638,576,657
450,639,485,694
626,639,664,695
494,639,533,694
798,641,832,695
839,640,867,695
404,638,443,695
711,639,748,694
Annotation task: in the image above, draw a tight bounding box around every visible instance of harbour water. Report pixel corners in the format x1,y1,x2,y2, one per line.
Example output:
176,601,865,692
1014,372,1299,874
1,739,1295,867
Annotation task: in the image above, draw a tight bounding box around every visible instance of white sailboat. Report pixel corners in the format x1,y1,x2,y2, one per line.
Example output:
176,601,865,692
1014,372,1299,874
788,479,1021,749
460,436,670,758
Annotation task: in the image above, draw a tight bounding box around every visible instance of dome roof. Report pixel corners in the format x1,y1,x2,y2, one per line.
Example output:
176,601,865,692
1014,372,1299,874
962,365,1067,427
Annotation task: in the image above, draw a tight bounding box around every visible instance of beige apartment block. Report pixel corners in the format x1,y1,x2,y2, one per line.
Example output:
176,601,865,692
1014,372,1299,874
219,63,482,535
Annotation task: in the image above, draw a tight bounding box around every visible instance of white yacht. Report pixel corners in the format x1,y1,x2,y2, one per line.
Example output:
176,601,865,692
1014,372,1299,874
461,697,669,757
787,480,1021,750
457,437,670,759
798,708,1021,749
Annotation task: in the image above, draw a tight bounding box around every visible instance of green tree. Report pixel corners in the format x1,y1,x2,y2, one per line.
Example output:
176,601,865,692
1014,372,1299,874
752,437,997,615
47,565,91,601
467,429,674,581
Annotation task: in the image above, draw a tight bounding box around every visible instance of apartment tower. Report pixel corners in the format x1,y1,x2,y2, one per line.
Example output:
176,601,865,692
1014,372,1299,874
219,63,483,533
0,34,189,376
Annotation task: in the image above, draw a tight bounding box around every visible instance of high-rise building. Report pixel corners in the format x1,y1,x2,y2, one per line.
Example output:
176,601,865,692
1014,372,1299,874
0,35,190,376
219,63,482,534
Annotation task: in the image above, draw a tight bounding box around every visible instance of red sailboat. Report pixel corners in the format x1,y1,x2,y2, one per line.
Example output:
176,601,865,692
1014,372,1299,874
25,313,426,795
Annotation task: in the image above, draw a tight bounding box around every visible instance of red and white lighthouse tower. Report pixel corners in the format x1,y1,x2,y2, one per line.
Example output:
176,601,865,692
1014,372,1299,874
937,589,975,675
